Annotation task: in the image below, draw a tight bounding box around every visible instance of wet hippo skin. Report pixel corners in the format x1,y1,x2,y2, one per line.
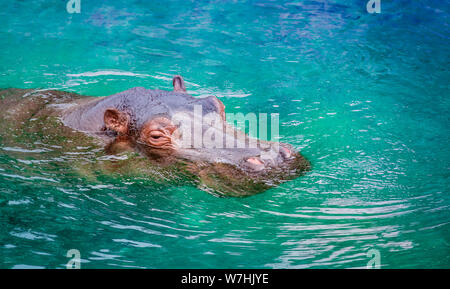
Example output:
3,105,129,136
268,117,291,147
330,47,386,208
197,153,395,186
0,76,310,196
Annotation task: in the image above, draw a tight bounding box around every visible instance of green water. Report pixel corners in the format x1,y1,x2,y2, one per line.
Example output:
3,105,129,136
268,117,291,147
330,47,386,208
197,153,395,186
0,0,449,268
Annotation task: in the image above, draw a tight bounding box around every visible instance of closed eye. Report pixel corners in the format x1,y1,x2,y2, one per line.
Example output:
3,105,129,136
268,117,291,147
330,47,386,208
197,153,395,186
149,131,165,140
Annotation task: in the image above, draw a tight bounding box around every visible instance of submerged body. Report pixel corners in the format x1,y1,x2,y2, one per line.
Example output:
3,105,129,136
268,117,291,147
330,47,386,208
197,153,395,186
0,76,309,196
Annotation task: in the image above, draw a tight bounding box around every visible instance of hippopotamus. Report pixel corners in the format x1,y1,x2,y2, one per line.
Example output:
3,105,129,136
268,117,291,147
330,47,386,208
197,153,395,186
0,76,309,196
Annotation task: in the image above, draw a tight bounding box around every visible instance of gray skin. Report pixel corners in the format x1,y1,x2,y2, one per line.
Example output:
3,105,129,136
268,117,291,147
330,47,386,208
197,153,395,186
0,76,310,196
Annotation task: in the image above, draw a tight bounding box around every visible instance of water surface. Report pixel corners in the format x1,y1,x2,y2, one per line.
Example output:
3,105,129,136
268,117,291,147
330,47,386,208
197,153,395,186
0,0,449,268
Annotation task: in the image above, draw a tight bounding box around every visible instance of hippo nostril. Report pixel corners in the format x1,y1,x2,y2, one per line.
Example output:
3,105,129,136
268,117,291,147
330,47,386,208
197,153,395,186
245,157,265,171
280,146,292,159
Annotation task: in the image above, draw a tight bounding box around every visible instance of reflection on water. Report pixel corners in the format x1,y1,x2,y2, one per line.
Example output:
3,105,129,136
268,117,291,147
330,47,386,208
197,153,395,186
0,0,449,268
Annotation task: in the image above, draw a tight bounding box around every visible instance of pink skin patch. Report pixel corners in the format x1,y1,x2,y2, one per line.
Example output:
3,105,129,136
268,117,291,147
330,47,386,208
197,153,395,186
246,157,265,171
280,146,292,159
247,157,264,165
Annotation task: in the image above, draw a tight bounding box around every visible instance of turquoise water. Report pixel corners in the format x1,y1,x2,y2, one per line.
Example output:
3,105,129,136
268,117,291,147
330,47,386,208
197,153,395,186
0,0,449,268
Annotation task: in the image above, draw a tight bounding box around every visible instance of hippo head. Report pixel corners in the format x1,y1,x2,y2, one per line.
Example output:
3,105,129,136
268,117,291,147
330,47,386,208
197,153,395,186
83,76,309,196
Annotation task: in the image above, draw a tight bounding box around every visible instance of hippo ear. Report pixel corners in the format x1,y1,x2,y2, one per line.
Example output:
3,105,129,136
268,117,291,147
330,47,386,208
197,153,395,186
104,108,129,135
205,95,226,120
172,75,187,93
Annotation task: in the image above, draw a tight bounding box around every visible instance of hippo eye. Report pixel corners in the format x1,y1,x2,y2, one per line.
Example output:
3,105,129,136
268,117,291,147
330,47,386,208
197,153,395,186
149,131,165,140
140,117,177,148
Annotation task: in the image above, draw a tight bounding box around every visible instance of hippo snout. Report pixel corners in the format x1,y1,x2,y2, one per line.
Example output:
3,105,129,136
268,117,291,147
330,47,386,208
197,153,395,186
243,143,298,173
